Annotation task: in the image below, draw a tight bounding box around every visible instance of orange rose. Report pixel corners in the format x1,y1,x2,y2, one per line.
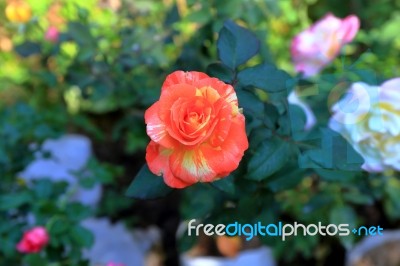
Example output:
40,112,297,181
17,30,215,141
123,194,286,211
5,0,32,23
145,71,248,188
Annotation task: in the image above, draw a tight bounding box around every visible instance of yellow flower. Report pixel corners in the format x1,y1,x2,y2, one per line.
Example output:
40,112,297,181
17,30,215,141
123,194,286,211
5,0,32,23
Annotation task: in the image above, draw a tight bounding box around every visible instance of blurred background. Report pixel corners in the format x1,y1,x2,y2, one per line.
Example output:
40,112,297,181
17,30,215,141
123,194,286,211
1,0,400,265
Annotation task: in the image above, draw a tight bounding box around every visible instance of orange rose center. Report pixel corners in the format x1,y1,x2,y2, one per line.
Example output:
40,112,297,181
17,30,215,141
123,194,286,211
167,96,215,146
186,112,201,127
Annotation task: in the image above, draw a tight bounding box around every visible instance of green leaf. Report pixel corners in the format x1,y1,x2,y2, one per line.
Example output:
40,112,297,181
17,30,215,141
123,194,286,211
217,20,260,69
215,0,243,18
263,103,279,129
299,128,364,171
23,254,47,266
70,225,94,248
126,164,173,199
206,62,235,83
343,190,374,205
185,8,212,24
351,69,378,85
249,127,273,150
36,71,58,87
178,229,198,253
65,203,93,222
0,191,32,211
329,205,357,249
236,89,264,116
314,168,358,182
211,175,235,195
330,205,357,225
49,217,70,235
67,22,96,48
181,184,215,219
79,176,97,189
266,167,305,192
384,177,400,220
303,193,334,213
15,41,41,57
237,195,263,221
288,104,306,137
32,179,53,199
238,63,292,93
76,47,95,62
247,137,292,181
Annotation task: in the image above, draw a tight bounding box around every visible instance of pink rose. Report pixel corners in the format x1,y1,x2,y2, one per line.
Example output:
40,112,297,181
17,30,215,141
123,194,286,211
45,26,59,43
291,13,360,77
16,226,49,253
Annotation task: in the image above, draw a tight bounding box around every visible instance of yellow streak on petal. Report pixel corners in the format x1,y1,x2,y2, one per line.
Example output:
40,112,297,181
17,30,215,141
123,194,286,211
231,105,239,116
182,150,212,181
197,86,221,104
195,88,203,97
160,148,173,157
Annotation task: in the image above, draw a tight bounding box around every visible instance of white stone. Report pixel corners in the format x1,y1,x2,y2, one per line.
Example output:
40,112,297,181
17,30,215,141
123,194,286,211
346,230,400,266
19,134,101,207
82,218,160,266
41,134,92,171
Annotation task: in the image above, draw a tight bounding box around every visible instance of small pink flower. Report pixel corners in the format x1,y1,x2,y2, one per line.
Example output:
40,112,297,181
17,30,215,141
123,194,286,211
45,26,59,43
16,226,49,253
291,13,360,77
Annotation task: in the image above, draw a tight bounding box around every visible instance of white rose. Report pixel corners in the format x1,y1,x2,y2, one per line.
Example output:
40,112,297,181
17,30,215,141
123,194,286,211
329,78,400,172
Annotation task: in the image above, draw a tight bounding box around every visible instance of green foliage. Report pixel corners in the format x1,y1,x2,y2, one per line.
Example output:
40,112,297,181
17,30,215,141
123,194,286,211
217,20,260,69
14,41,42,57
126,165,173,199
247,137,293,181
0,179,94,265
0,104,60,179
299,128,364,171
238,63,292,94
330,205,357,249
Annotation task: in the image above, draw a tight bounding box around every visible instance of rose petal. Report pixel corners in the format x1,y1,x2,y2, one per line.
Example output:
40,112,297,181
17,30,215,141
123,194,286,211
169,147,216,184
158,84,198,122
146,141,192,188
196,78,238,107
339,15,360,43
162,71,209,92
207,99,233,147
201,115,249,179
145,102,178,148
312,13,342,33
166,97,213,146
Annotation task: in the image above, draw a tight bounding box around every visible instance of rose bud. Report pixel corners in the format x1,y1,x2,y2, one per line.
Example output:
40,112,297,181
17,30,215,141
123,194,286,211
45,26,59,43
16,226,49,253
